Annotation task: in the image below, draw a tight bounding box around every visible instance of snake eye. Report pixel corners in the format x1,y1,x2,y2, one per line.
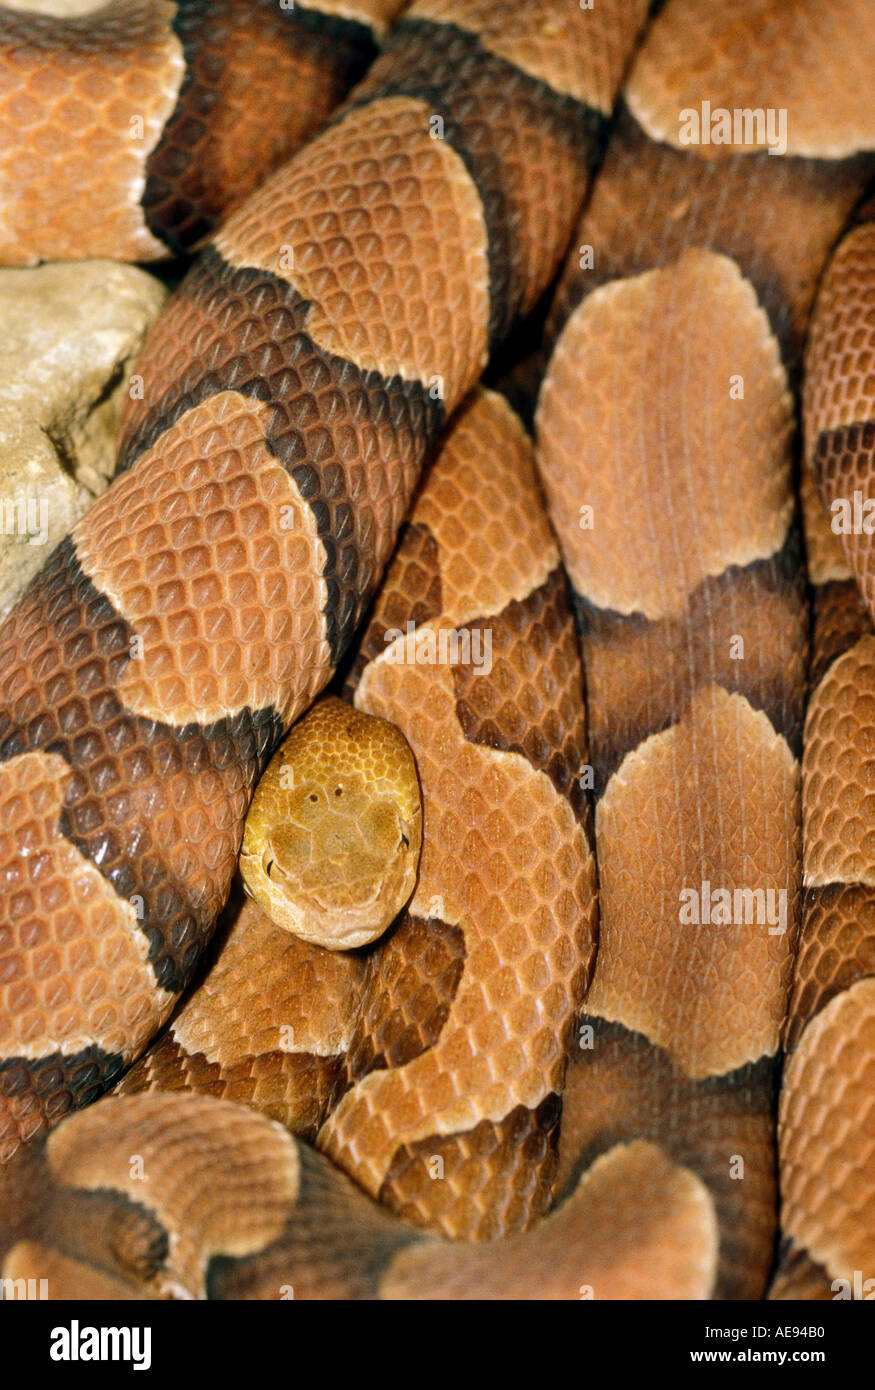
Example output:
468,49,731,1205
265,860,274,879
400,833,410,850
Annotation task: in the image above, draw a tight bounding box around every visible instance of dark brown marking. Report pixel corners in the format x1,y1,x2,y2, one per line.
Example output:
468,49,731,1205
117,249,444,663
557,1016,778,1301
811,419,875,507
547,104,875,387
379,1094,562,1240
116,1029,342,1142
809,579,872,691
784,883,875,1054
0,538,281,996
346,18,601,345
452,568,588,816
0,1128,170,1286
205,1140,421,1300
339,913,465,1096
573,528,808,797
0,1046,125,1137
342,521,443,698
143,0,377,253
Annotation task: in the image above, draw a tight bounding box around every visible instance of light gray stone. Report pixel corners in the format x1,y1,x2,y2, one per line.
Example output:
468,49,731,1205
0,259,166,616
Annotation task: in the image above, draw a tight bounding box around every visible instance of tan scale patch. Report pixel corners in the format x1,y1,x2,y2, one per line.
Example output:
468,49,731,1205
805,223,875,444
808,582,872,693
779,978,875,1287
452,568,589,803
381,1140,718,1300
626,0,875,159
587,686,799,1078
0,751,171,1060
72,391,331,728
410,0,649,112
167,897,366,1067
379,1097,559,1241
339,915,466,1101
547,105,873,382
115,1029,343,1141
803,218,875,607
784,882,875,1054
410,389,557,626
803,635,875,889
0,0,184,263
812,427,875,624
555,1019,778,1298
579,558,807,788
342,520,443,695
536,251,793,620
214,97,490,409
46,1093,299,1298
319,652,596,1196
800,466,852,586
3,1241,149,1301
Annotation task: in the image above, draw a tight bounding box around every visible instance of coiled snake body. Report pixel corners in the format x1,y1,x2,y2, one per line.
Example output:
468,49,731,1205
1,0,875,1300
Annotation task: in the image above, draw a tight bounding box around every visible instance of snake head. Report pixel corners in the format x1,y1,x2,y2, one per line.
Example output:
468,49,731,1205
239,697,422,950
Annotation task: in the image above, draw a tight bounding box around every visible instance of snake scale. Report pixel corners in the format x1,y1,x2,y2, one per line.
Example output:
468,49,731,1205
0,0,874,1300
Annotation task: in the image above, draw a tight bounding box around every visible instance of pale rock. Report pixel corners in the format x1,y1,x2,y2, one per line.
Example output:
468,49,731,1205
3,2,103,14
0,260,166,616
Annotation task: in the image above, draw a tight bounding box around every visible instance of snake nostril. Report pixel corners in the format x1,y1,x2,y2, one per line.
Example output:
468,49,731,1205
400,832,410,850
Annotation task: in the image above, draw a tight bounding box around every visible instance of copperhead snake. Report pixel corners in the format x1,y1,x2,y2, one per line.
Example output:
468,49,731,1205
0,0,874,1301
